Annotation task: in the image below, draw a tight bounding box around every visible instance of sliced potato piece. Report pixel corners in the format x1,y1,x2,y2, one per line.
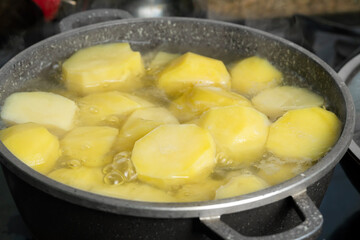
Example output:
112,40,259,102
215,174,269,199
61,126,119,167
174,177,225,202
230,56,283,96
91,182,176,202
199,106,270,167
48,166,104,191
252,86,324,120
62,43,145,95
169,87,251,122
1,92,77,131
266,107,341,161
157,52,231,97
148,51,180,75
132,124,216,188
116,107,179,151
77,91,153,127
256,160,309,185
0,123,60,174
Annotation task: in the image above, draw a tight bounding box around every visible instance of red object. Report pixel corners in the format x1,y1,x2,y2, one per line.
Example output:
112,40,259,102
32,0,61,21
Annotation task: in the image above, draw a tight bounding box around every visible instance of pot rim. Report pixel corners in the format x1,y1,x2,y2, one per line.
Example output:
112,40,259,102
0,17,355,218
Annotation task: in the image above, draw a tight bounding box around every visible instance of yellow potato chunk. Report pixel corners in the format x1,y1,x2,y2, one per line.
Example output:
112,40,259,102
215,174,269,199
62,43,145,95
131,124,216,188
48,166,104,191
266,107,341,161
147,51,180,75
231,56,283,96
169,87,251,122
199,106,270,167
252,86,324,120
61,126,119,167
116,107,179,151
256,159,309,185
1,92,77,132
175,177,225,202
157,52,231,97
0,123,60,174
91,182,176,202
77,91,153,127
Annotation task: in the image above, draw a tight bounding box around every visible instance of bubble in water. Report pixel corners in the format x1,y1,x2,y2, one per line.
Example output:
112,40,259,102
102,164,115,175
104,171,125,185
89,107,99,113
66,159,81,169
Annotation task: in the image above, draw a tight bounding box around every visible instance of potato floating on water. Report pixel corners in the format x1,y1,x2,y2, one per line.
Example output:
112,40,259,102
116,107,179,151
61,126,119,167
199,106,270,167
157,52,231,97
131,124,216,188
215,173,269,199
266,107,341,161
230,56,283,96
62,43,145,95
0,123,60,174
169,87,252,122
48,166,104,191
1,92,77,132
252,86,324,120
77,91,153,127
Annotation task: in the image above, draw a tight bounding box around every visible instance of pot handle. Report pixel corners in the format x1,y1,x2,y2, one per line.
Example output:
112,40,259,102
59,8,133,33
199,190,323,239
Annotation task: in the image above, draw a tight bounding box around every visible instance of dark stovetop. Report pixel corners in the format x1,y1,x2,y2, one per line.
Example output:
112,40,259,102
1,1,360,239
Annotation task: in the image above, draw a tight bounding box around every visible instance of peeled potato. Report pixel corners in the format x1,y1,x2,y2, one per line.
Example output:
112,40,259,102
91,182,176,202
116,107,179,151
252,86,324,120
61,126,119,167
48,166,104,191
256,156,310,185
199,106,270,167
77,91,153,127
175,177,225,202
131,124,216,188
266,107,341,161
157,52,231,97
169,87,251,122
148,51,180,75
1,92,77,132
230,56,283,96
215,174,269,199
0,123,60,174
62,43,145,95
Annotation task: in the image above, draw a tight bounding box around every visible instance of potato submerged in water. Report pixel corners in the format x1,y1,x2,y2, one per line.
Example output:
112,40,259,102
199,106,270,167
131,124,216,188
77,91,153,127
252,86,324,120
169,87,252,122
266,107,341,161
231,56,283,96
0,123,60,174
157,52,231,97
62,43,145,95
115,107,179,151
60,126,119,167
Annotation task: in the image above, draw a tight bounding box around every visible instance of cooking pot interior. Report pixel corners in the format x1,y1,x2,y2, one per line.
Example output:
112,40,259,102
0,18,345,122
0,18,351,217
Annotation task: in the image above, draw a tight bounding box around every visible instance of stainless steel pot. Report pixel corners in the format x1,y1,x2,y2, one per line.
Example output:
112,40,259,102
0,9,355,240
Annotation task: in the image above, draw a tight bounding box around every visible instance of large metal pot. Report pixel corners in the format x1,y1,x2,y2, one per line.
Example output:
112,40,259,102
0,9,355,240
